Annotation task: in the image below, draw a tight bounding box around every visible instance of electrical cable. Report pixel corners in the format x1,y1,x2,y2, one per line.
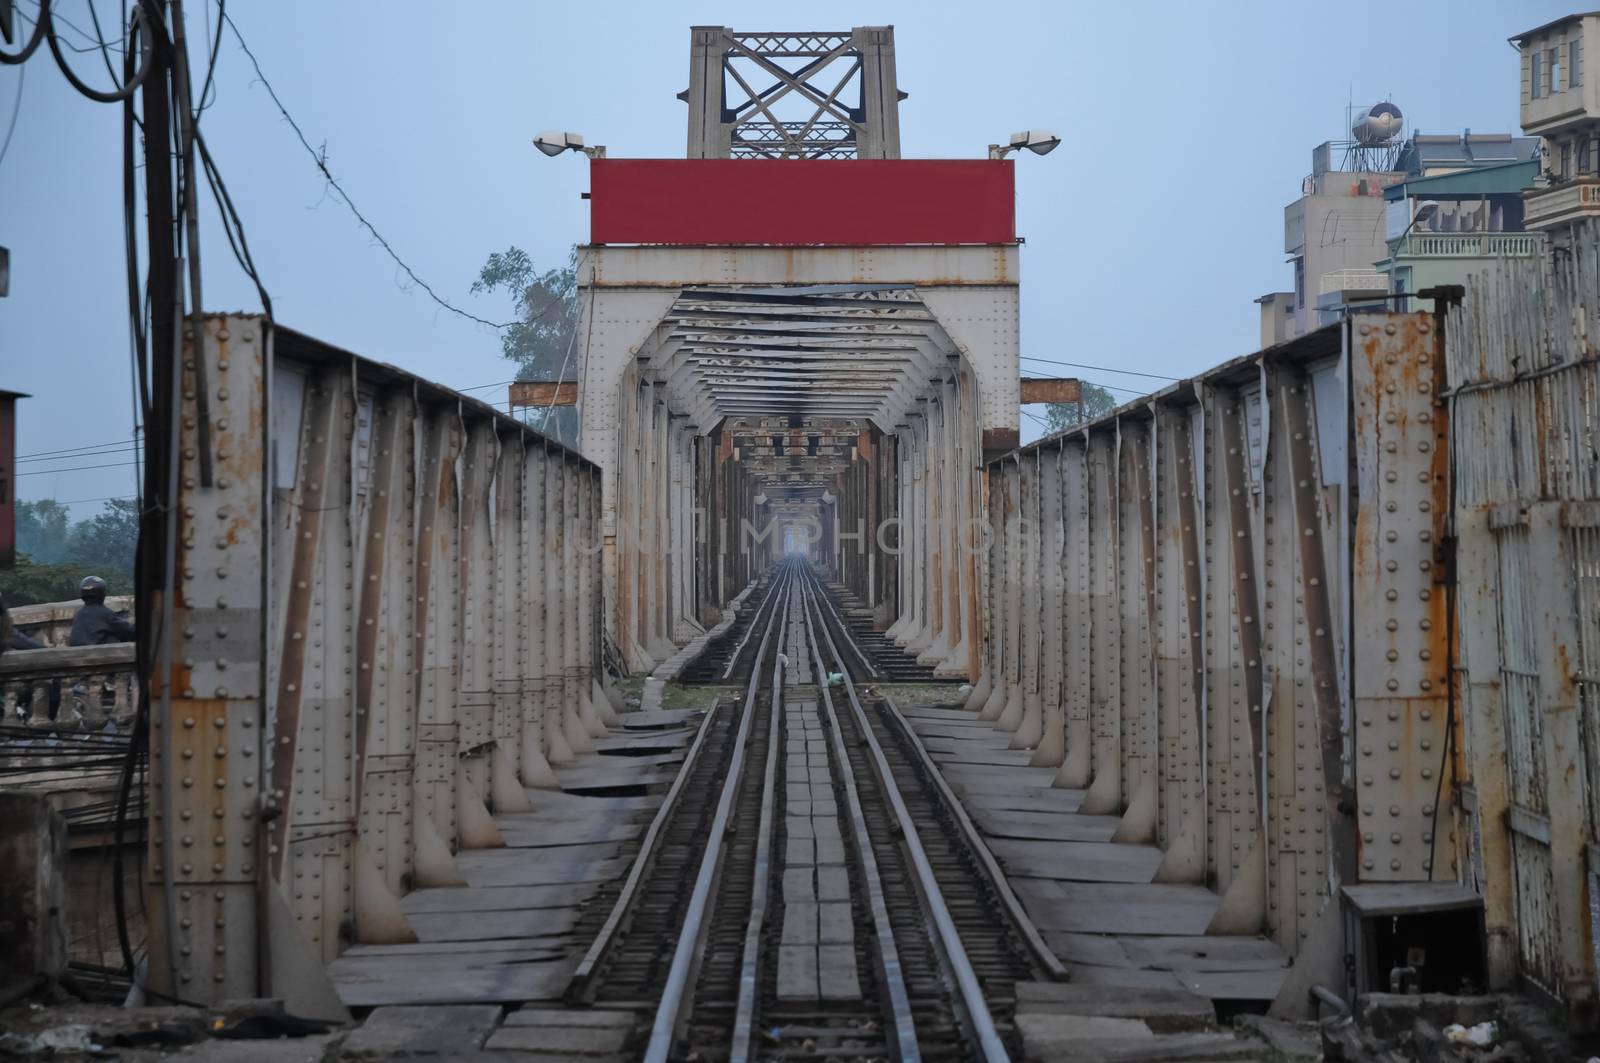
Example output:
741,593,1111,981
0,0,47,64
1019,354,1181,382
217,9,512,330
44,0,153,102
193,0,220,115
16,459,143,476
0,62,23,171
18,445,142,463
17,437,138,460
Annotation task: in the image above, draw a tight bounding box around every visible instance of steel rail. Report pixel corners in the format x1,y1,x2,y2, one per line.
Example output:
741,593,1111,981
877,690,1067,981
799,567,1011,1063
729,567,792,1063
566,699,725,997
721,571,781,680
796,573,922,1063
643,570,790,1063
809,570,881,679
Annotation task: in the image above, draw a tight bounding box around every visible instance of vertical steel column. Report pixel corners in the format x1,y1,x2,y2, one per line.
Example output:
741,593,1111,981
1056,437,1093,789
410,407,465,886
1080,434,1123,815
1031,443,1066,766
148,317,266,1001
352,388,419,934
1010,449,1044,748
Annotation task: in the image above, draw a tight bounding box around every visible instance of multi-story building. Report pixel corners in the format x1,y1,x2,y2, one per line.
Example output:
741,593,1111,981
1513,13,1600,241
1279,142,1404,339
1264,129,1542,340
1377,154,1544,313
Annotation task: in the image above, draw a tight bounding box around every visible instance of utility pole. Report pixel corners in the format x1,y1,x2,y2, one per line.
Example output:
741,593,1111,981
136,0,183,997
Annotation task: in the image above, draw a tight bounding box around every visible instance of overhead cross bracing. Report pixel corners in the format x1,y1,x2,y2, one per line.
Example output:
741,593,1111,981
644,284,960,433
685,26,903,159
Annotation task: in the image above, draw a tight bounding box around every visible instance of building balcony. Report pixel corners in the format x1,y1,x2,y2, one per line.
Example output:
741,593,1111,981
1390,232,1546,259
1318,268,1387,295
1524,178,1600,231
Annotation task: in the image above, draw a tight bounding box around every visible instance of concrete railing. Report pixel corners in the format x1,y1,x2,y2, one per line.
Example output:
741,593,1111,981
0,643,138,730
9,596,135,648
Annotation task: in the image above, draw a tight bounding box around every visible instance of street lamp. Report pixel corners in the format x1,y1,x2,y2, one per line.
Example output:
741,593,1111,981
533,130,606,159
988,129,1061,160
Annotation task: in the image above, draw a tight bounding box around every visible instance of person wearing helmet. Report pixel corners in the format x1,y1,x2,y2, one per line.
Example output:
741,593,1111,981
68,576,135,646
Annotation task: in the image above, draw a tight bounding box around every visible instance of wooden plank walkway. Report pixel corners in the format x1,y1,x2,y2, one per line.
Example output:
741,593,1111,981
898,702,1290,1004
326,707,707,1008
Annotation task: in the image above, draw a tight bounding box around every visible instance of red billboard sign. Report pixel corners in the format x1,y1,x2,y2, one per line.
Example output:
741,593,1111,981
589,159,1016,246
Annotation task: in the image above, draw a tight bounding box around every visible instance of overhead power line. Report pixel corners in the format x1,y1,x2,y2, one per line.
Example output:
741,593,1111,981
16,459,143,477
1020,354,1181,382
218,10,513,331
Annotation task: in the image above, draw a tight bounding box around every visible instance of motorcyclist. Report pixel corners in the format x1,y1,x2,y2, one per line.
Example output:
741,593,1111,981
68,576,135,646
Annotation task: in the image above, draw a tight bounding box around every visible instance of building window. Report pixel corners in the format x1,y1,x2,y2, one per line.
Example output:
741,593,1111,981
1294,257,1305,310
1552,46,1564,91
1575,38,1584,87
1533,50,1544,99
1562,140,1574,178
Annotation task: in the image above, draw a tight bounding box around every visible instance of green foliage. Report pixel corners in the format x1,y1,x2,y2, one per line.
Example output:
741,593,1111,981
472,245,579,444
17,499,71,564
1043,382,1117,433
2,499,139,607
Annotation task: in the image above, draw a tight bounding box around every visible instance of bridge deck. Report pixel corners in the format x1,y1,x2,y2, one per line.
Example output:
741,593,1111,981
326,708,705,1008
900,703,1290,1003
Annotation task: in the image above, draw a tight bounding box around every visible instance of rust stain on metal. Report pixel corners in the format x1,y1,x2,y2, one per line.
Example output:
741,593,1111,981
982,427,1020,452
1019,378,1083,405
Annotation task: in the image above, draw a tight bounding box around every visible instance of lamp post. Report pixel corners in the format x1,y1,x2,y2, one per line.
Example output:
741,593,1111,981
533,131,607,159
988,130,1061,160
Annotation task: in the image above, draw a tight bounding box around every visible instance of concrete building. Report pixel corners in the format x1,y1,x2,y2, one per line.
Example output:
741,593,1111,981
1377,158,1544,312
1254,291,1295,348
1281,142,1403,339
1269,131,1542,339
1514,12,1600,241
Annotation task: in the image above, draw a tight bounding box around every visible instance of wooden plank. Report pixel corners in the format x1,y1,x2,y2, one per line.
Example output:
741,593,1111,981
408,907,582,943
454,854,628,888
402,883,597,914
1024,882,1219,936
1170,967,1286,1002
498,823,644,848
974,810,1117,843
988,838,1163,883
330,956,574,1007
1118,936,1290,973
509,381,578,407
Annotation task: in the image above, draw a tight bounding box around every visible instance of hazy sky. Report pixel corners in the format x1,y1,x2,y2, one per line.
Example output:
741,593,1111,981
0,0,1572,513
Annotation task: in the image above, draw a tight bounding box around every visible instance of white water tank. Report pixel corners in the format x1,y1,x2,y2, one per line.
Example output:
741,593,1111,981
1353,102,1404,146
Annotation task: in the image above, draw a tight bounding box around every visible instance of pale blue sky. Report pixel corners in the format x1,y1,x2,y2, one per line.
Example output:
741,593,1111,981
0,0,1573,510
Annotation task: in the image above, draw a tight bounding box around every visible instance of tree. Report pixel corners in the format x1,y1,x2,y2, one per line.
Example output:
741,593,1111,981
17,500,72,564
66,498,139,578
471,245,579,444
1043,382,1117,433
1,498,139,606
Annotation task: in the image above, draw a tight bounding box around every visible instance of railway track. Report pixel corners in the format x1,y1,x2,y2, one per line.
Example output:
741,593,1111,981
570,560,1058,1062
